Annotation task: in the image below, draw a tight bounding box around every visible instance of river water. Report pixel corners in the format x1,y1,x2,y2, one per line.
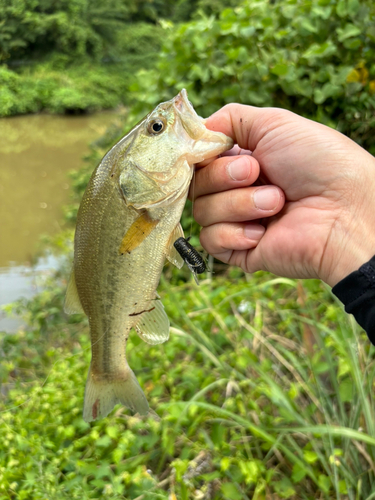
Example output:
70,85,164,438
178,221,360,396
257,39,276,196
0,111,119,332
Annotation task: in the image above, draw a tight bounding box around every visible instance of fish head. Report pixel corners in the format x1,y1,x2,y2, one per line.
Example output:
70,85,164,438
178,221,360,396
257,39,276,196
120,89,233,208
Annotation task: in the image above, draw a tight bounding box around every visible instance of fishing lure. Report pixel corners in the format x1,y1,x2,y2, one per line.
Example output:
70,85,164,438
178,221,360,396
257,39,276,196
173,237,206,284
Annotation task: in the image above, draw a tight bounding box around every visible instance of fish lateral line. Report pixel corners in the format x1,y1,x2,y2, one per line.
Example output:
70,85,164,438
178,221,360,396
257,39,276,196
129,306,156,317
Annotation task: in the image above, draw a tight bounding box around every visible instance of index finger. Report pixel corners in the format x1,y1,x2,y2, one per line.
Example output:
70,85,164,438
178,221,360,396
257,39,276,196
196,145,252,168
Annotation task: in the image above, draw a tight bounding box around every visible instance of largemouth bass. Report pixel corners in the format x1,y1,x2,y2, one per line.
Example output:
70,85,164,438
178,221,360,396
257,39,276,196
64,90,233,422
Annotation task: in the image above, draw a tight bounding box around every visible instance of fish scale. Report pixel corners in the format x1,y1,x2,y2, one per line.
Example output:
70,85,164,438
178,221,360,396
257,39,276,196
64,90,233,421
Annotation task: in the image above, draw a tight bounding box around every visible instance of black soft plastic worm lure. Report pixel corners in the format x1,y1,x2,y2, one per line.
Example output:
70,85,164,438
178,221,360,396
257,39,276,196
173,237,206,284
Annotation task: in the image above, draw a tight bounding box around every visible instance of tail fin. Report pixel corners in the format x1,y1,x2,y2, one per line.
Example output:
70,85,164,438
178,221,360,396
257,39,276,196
83,367,149,422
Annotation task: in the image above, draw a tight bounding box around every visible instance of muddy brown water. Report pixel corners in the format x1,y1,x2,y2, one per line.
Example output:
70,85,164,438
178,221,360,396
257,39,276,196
0,111,119,331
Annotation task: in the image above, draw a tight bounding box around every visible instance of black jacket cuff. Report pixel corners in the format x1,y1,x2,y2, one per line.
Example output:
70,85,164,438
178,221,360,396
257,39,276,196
332,255,375,345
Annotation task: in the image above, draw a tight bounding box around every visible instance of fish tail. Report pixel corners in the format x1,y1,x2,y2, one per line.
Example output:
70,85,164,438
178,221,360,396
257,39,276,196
83,367,149,422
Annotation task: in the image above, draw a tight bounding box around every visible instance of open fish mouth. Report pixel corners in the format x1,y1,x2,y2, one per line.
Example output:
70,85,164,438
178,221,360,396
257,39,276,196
173,88,196,116
173,89,233,155
173,88,233,161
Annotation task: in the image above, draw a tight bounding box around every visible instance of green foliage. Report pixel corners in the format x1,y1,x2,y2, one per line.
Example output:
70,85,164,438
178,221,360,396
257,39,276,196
1,274,375,498
2,1,375,497
0,0,207,66
128,0,375,153
121,0,237,24
0,63,126,115
0,0,129,62
0,22,164,116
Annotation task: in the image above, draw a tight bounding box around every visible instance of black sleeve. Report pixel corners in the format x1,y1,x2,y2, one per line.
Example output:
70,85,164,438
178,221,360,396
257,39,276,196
332,255,375,345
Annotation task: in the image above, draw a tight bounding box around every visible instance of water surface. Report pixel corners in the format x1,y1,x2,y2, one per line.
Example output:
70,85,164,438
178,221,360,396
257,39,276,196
0,111,119,331
0,112,118,266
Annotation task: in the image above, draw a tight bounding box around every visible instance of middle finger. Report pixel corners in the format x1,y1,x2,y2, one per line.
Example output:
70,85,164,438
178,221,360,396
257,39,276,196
194,185,284,227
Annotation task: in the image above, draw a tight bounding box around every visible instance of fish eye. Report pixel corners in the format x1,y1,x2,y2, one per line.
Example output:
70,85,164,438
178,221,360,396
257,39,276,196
148,118,165,135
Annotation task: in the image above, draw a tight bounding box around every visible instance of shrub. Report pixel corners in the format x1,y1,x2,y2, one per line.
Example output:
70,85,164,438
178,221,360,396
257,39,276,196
0,0,128,62
128,0,375,154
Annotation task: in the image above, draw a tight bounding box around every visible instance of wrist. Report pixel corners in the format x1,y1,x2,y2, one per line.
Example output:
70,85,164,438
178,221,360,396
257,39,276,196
324,242,375,288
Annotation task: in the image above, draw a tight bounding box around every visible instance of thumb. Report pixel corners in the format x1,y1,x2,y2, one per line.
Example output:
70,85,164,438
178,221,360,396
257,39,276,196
204,103,266,152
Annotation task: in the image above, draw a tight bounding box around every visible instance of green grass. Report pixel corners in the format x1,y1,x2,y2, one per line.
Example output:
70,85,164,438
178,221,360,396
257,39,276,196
1,268,374,499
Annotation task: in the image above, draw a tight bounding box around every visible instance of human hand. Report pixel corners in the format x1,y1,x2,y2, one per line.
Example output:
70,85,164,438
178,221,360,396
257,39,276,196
192,105,375,286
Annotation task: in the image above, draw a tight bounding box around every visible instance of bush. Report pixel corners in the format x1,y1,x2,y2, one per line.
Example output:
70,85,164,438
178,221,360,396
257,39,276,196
128,0,375,153
0,63,128,116
0,22,165,117
0,0,129,62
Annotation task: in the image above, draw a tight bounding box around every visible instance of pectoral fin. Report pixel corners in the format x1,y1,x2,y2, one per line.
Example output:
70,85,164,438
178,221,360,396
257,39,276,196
119,212,159,255
166,223,184,269
64,270,84,315
135,299,170,345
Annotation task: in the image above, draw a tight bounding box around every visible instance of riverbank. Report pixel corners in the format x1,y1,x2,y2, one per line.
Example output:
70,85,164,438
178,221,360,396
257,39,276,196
0,23,164,117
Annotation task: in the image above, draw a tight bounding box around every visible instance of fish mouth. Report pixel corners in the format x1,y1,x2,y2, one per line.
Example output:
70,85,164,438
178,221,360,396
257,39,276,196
173,88,195,115
174,89,233,162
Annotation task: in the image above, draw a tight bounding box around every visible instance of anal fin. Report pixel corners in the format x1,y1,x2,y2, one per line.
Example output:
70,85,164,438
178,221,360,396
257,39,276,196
119,212,159,255
166,223,184,269
64,269,84,315
135,299,170,345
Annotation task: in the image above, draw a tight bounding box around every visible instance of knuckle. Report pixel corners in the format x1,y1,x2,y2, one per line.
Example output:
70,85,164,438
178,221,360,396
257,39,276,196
225,189,237,216
213,225,227,251
200,224,226,254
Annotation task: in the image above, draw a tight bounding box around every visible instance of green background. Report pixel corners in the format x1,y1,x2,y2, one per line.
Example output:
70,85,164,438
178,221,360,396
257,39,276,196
1,0,375,498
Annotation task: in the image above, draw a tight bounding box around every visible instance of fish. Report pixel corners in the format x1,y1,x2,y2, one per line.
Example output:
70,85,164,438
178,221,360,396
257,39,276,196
64,89,233,422
173,237,207,284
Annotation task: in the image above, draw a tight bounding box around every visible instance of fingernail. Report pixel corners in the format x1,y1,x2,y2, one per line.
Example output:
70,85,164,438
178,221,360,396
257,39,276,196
254,187,280,211
227,158,250,181
244,225,265,240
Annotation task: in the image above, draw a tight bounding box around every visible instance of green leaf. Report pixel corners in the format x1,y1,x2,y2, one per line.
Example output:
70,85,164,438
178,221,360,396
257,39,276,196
221,482,242,500
95,435,112,448
311,5,332,20
337,358,351,378
337,23,361,42
339,378,354,402
273,477,296,498
303,450,318,464
347,0,360,16
336,0,347,17
343,38,361,49
291,463,307,483
299,18,318,34
314,83,342,104
106,426,119,439
303,41,336,60
271,63,289,77
311,360,330,373
238,460,262,484
339,480,348,494
318,474,331,493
